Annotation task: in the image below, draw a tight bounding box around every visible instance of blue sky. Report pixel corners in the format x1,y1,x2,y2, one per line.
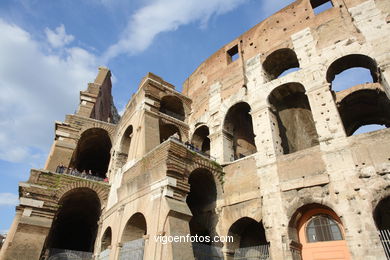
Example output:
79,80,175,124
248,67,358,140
0,0,299,234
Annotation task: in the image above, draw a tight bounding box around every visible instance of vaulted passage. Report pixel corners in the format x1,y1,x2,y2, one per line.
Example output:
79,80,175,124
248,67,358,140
227,218,269,259
186,169,217,246
47,188,101,253
269,83,319,154
263,48,300,81
223,102,257,161
160,95,185,121
101,227,112,252
338,89,390,136
71,128,111,178
160,122,181,143
374,196,390,230
191,125,210,155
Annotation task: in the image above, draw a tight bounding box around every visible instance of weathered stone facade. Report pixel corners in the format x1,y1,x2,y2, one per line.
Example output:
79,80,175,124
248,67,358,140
1,0,390,259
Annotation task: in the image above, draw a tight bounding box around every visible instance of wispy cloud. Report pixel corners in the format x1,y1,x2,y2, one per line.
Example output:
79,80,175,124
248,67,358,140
45,24,75,48
0,193,18,206
102,0,247,61
0,19,97,163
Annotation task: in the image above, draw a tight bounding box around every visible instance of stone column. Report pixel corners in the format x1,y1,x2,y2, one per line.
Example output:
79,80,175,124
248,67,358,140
305,83,346,142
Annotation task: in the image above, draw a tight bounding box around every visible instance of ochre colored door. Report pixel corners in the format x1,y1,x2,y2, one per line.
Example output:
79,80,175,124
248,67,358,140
298,208,351,260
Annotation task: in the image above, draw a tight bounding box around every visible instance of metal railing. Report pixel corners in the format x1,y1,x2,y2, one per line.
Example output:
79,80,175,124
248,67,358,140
98,249,111,260
119,238,145,260
48,249,93,260
192,242,224,260
234,244,270,260
379,229,390,259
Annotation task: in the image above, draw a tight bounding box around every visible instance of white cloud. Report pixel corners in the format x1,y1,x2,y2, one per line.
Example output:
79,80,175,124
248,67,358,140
102,0,247,61
45,24,75,48
0,20,97,163
0,193,18,206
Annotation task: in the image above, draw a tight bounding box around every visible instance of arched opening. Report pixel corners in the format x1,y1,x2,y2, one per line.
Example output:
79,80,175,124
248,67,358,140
289,204,351,260
338,89,390,136
374,196,390,230
160,122,181,143
101,227,112,251
327,54,378,92
115,125,133,169
160,95,185,121
269,83,319,154
120,213,147,259
186,169,218,257
227,218,269,259
191,125,210,155
46,188,101,255
70,128,111,178
263,48,300,81
223,102,257,161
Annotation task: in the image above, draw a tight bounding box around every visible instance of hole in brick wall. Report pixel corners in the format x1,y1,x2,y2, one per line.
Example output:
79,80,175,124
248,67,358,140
311,0,333,15
227,45,239,64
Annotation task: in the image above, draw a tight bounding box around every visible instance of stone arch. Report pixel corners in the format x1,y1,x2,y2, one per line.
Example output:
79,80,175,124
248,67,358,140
226,217,269,258
223,102,257,161
70,127,112,178
191,125,210,155
159,95,185,121
337,89,390,136
373,195,390,230
100,227,112,251
289,203,351,260
159,121,182,143
46,188,102,253
120,212,147,242
79,124,115,144
57,181,108,208
262,48,300,81
268,82,319,154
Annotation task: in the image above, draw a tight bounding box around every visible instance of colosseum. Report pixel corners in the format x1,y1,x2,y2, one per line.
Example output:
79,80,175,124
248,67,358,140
1,0,390,259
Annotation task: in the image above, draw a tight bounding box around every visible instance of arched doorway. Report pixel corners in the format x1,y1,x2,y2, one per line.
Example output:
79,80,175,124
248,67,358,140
119,213,147,260
70,128,112,178
46,188,101,257
295,206,351,260
262,48,300,81
99,227,112,259
227,217,269,260
373,196,390,258
191,125,210,155
186,168,220,258
223,102,257,161
159,122,181,143
159,95,185,121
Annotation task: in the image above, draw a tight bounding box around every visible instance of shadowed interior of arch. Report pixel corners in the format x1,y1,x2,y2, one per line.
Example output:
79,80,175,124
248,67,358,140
337,89,390,136
263,48,300,81
159,122,181,143
70,128,112,178
159,95,185,121
121,213,147,243
186,168,218,250
191,125,210,155
45,188,101,253
223,102,257,161
227,217,268,253
101,227,112,252
374,196,390,230
269,83,319,154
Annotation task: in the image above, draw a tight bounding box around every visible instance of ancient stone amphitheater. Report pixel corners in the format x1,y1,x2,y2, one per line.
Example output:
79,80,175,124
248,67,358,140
1,0,390,259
